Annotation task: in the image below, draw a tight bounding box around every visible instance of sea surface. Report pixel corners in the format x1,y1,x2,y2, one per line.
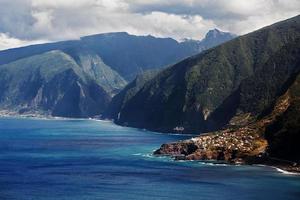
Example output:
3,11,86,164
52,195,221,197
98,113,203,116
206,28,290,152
0,117,299,200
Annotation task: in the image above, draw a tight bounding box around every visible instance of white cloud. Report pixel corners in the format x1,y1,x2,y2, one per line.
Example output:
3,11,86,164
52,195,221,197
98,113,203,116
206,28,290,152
129,0,300,34
139,12,215,39
0,33,47,51
0,0,299,49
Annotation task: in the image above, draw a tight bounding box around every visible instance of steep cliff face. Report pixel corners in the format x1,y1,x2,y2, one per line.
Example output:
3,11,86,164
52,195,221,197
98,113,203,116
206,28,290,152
153,34,300,171
0,51,111,117
62,47,127,95
154,71,300,171
104,69,160,120
112,15,300,133
264,72,300,162
207,38,300,130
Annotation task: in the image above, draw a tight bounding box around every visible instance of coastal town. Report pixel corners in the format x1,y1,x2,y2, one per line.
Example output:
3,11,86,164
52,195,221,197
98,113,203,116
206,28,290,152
155,126,267,163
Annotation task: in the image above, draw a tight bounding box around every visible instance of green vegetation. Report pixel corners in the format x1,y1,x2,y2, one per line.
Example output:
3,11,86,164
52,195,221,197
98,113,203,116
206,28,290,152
265,72,300,162
0,50,111,117
0,30,235,118
112,15,300,134
104,69,160,120
62,47,127,95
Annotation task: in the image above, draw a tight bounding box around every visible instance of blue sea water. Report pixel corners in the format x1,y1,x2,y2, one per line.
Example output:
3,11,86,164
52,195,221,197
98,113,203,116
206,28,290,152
0,117,299,200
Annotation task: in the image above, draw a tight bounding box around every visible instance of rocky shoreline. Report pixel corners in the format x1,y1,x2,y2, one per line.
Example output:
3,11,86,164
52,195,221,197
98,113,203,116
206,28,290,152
154,127,300,173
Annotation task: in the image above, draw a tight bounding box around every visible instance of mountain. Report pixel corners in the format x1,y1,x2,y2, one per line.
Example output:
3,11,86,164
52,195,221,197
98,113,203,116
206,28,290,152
0,50,111,117
110,15,300,134
200,28,236,49
104,69,160,120
154,64,300,172
153,16,300,172
0,41,128,96
61,47,127,95
264,68,300,162
0,30,236,82
0,30,235,117
80,33,190,81
207,37,300,130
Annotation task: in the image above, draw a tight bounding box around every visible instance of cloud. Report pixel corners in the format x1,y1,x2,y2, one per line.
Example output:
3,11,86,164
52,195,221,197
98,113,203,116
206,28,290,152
129,0,300,34
0,0,299,50
0,33,47,51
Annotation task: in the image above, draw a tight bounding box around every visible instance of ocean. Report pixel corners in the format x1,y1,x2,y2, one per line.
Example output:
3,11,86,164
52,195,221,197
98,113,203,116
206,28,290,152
0,117,299,200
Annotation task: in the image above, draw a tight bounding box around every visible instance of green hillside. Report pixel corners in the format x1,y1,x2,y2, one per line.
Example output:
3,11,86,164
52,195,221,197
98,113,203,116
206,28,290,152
104,69,160,120
112,15,300,133
0,50,111,117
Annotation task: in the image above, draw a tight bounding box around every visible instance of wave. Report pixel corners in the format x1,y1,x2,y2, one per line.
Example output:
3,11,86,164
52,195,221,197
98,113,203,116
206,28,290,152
151,132,195,136
198,162,229,167
273,167,299,175
132,153,143,156
255,164,299,175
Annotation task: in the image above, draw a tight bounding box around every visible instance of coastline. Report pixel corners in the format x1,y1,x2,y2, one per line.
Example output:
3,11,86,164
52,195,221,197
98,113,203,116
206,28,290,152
0,110,110,122
0,110,196,136
153,152,300,175
254,160,300,174
255,165,300,175
273,167,300,175
1,111,299,175
153,131,300,174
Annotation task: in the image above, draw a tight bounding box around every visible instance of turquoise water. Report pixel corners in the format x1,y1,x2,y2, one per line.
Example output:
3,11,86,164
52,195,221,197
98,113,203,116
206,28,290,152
0,117,299,200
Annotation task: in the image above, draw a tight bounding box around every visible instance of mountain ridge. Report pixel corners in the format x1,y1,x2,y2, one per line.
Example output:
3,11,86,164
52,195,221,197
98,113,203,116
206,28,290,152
0,30,236,81
153,18,300,171
154,68,300,172
0,29,235,117
0,50,111,117
108,15,300,133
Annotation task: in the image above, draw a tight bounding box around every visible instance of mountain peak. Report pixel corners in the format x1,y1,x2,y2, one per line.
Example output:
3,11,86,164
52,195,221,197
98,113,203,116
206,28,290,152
205,28,231,39
200,29,236,47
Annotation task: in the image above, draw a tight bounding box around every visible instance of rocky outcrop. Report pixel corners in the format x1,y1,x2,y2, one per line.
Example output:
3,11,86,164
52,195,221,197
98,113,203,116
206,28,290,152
154,128,267,163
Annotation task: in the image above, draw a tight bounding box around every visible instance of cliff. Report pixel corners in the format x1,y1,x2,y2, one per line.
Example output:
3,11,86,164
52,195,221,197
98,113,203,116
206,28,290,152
154,71,300,172
111,15,300,134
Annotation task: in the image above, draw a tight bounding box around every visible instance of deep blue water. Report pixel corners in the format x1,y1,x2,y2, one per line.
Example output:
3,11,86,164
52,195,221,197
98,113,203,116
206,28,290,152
0,117,299,200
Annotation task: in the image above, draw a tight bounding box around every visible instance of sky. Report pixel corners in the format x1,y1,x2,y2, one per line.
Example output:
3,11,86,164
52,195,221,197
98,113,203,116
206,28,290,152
0,0,299,50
